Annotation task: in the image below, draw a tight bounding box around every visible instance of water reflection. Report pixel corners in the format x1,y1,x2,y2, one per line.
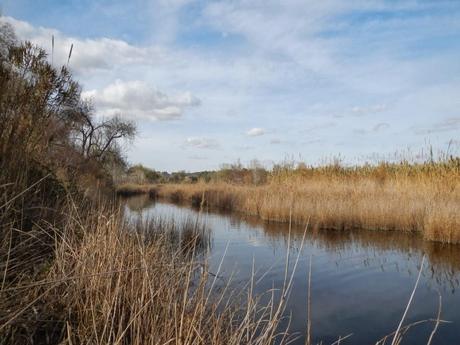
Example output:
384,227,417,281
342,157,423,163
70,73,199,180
123,195,460,345
122,193,157,212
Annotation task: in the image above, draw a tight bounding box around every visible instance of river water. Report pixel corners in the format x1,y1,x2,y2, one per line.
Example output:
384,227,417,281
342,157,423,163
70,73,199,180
123,195,460,345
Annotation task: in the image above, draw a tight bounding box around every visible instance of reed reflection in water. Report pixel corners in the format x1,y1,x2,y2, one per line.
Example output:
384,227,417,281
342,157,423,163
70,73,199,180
123,194,460,345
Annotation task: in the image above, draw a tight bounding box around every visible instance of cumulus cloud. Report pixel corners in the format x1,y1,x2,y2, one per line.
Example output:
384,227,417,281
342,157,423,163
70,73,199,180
246,128,265,137
184,137,220,149
2,16,150,75
4,16,201,122
82,80,200,121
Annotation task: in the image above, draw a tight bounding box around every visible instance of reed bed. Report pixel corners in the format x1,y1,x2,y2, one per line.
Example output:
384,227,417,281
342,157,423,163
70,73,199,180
0,200,299,344
150,162,460,244
116,183,159,198
0,192,450,345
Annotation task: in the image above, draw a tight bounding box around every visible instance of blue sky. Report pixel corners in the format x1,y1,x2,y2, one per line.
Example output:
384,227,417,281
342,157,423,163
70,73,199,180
1,0,460,171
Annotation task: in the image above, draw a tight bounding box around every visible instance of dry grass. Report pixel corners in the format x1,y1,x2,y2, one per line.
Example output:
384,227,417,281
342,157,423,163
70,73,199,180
116,184,159,198
0,195,450,345
149,161,460,243
0,28,297,345
1,200,300,344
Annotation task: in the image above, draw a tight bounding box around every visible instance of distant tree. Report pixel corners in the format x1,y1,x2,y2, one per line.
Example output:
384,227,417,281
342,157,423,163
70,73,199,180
170,170,187,183
249,159,268,185
144,167,161,183
127,164,162,183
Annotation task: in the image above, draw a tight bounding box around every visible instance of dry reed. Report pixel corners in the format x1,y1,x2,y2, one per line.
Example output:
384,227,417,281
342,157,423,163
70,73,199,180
0,198,299,344
147,161,460,244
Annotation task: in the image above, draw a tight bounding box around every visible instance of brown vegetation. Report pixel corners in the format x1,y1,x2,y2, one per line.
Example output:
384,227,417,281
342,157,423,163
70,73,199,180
2,201,299,344
0,22,293,344
0,18,454,345
116,183,158,197
150,159,460,243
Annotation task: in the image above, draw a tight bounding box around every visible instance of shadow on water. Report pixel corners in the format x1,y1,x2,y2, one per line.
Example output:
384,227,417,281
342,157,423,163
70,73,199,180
122,193,158,212
122,195,460,345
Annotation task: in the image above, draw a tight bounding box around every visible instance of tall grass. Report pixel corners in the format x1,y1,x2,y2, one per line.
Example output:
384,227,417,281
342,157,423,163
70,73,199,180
151,159,460,243
1,198,302,344
116,183,158,198
0,23,294,344
1,191,449,344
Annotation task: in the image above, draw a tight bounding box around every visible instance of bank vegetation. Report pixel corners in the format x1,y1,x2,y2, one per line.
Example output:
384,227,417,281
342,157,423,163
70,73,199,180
0,21,293,344
121,158,460,244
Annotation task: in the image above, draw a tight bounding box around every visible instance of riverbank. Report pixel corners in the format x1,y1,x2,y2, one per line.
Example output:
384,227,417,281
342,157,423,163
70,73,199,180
118,165,460,243
2,200,294,344
0,31,290,344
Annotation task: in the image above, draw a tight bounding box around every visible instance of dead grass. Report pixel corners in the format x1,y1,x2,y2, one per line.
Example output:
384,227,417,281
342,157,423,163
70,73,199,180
150,163,460,243
0,28,296,344
116,184,158,198
0,196,451,345
0,201,298,344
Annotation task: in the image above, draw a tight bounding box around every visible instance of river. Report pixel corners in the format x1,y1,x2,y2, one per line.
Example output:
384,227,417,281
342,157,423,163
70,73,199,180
123,194,460,344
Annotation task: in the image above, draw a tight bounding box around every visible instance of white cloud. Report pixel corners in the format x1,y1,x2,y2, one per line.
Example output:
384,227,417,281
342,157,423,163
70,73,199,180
414,117,460,135
351,104,388,116
4,16,202,122
246,128,265,137
352,122,391,136
184,137,220,150
3,2,459,171
82,80,200,121
203,1,346,75
2,16,150,74
2,15,281,91
147,0,196,44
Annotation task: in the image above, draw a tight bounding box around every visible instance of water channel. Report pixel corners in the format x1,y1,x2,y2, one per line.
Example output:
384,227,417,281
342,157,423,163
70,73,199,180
123,195,460,344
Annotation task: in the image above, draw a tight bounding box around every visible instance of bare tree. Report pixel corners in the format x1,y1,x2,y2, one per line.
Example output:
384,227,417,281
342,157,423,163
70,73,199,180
70,100,136,162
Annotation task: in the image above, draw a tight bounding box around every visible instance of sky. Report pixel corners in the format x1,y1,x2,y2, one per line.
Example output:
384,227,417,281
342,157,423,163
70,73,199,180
1,0,460,171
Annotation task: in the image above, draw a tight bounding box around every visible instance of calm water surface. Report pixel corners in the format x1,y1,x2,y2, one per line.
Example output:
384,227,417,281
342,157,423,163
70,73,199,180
124,195,460,345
